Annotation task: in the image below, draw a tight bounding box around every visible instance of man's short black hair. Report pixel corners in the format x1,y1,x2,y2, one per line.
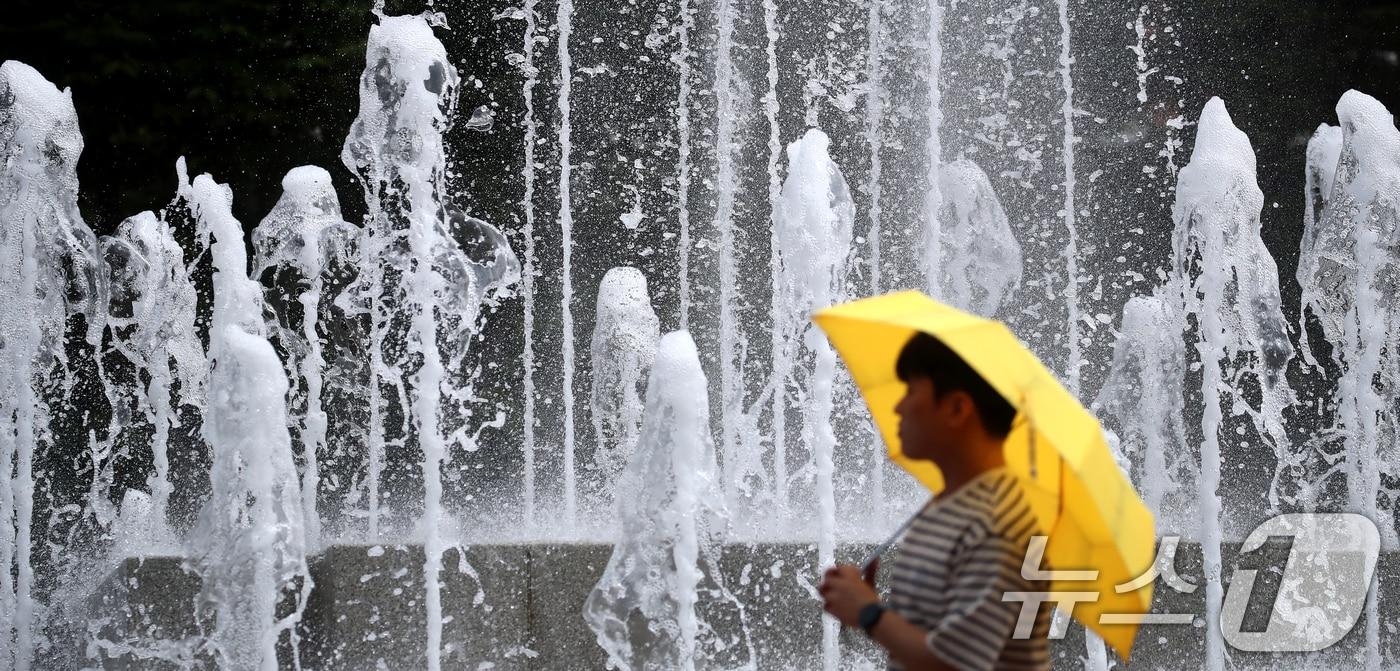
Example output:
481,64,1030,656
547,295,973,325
895,332,1017,438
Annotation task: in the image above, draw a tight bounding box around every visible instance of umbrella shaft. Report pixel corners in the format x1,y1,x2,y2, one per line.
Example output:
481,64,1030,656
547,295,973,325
861,512,920,570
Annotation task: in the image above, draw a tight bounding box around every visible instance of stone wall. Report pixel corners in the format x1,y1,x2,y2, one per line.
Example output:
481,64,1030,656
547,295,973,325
88,542,1400,669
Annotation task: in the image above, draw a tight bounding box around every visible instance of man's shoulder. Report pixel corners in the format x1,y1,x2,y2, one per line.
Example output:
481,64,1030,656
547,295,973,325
955,470,1041,535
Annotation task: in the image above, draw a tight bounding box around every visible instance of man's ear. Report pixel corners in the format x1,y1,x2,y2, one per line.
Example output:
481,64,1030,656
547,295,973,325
944,390,976,428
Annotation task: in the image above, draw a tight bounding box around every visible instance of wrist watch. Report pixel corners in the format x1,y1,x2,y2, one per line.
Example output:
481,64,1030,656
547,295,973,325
858,602,886,635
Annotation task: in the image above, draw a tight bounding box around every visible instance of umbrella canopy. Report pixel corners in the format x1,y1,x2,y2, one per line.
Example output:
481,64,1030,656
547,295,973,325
811,290,1156,659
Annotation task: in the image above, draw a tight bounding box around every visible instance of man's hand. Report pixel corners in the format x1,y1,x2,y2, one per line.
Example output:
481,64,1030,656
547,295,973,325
818,564,880,627
823,561,955,670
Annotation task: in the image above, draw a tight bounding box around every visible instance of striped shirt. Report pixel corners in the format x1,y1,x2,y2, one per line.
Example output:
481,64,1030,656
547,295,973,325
887,467,1052,671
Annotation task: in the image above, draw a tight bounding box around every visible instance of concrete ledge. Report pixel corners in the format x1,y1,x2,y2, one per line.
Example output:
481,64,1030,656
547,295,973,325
89,541,1399,669
301,545,532,669
88,556,212,670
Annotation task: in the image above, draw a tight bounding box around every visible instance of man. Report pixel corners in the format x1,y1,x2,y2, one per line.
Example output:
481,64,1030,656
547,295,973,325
818,332,1052,670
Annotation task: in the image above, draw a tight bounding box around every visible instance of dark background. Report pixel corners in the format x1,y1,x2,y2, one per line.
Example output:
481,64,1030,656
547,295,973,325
4,0,1398,238
3,0,372,229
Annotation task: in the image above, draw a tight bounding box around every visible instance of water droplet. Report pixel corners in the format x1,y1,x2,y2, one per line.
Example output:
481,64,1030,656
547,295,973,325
466,105,494,132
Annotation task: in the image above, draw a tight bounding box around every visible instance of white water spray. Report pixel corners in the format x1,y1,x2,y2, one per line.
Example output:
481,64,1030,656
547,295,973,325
0,61,102,670
590,267,660,498
862,0,887,518
1094,290,1187,532
923,0,944,295
519,0,541,529
1171,97,1293,671
101,210,205,548
557,0,579,527
675,0,695,328
185,168,309,671
930,159,1022,316
252,165,359,553
774,128,854,671
763,0,787,520
1302,90,1400,669
584,331,749,670
712,0,742,511
1056,0,1082,395
343,14,519,668
1296,122,1344,369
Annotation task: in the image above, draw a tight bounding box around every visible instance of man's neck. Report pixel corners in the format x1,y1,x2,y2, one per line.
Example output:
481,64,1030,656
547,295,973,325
934,435,1007,500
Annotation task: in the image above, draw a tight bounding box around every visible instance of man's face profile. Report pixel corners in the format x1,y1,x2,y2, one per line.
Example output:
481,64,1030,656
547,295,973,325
897,377,941,460
896,375,985,462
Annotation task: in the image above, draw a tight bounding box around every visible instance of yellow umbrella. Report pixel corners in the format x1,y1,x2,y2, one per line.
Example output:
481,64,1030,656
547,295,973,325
811,290,1156,659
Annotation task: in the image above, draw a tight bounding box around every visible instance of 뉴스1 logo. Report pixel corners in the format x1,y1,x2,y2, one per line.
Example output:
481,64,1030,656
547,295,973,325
1001,512,1381,652
1222,513,1379,652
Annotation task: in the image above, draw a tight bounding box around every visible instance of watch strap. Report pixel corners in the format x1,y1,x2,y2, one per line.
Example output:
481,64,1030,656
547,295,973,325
858,602,886,635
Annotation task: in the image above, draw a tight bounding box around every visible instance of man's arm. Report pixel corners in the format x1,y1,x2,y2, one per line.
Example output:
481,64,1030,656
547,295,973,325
867,608,955,671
